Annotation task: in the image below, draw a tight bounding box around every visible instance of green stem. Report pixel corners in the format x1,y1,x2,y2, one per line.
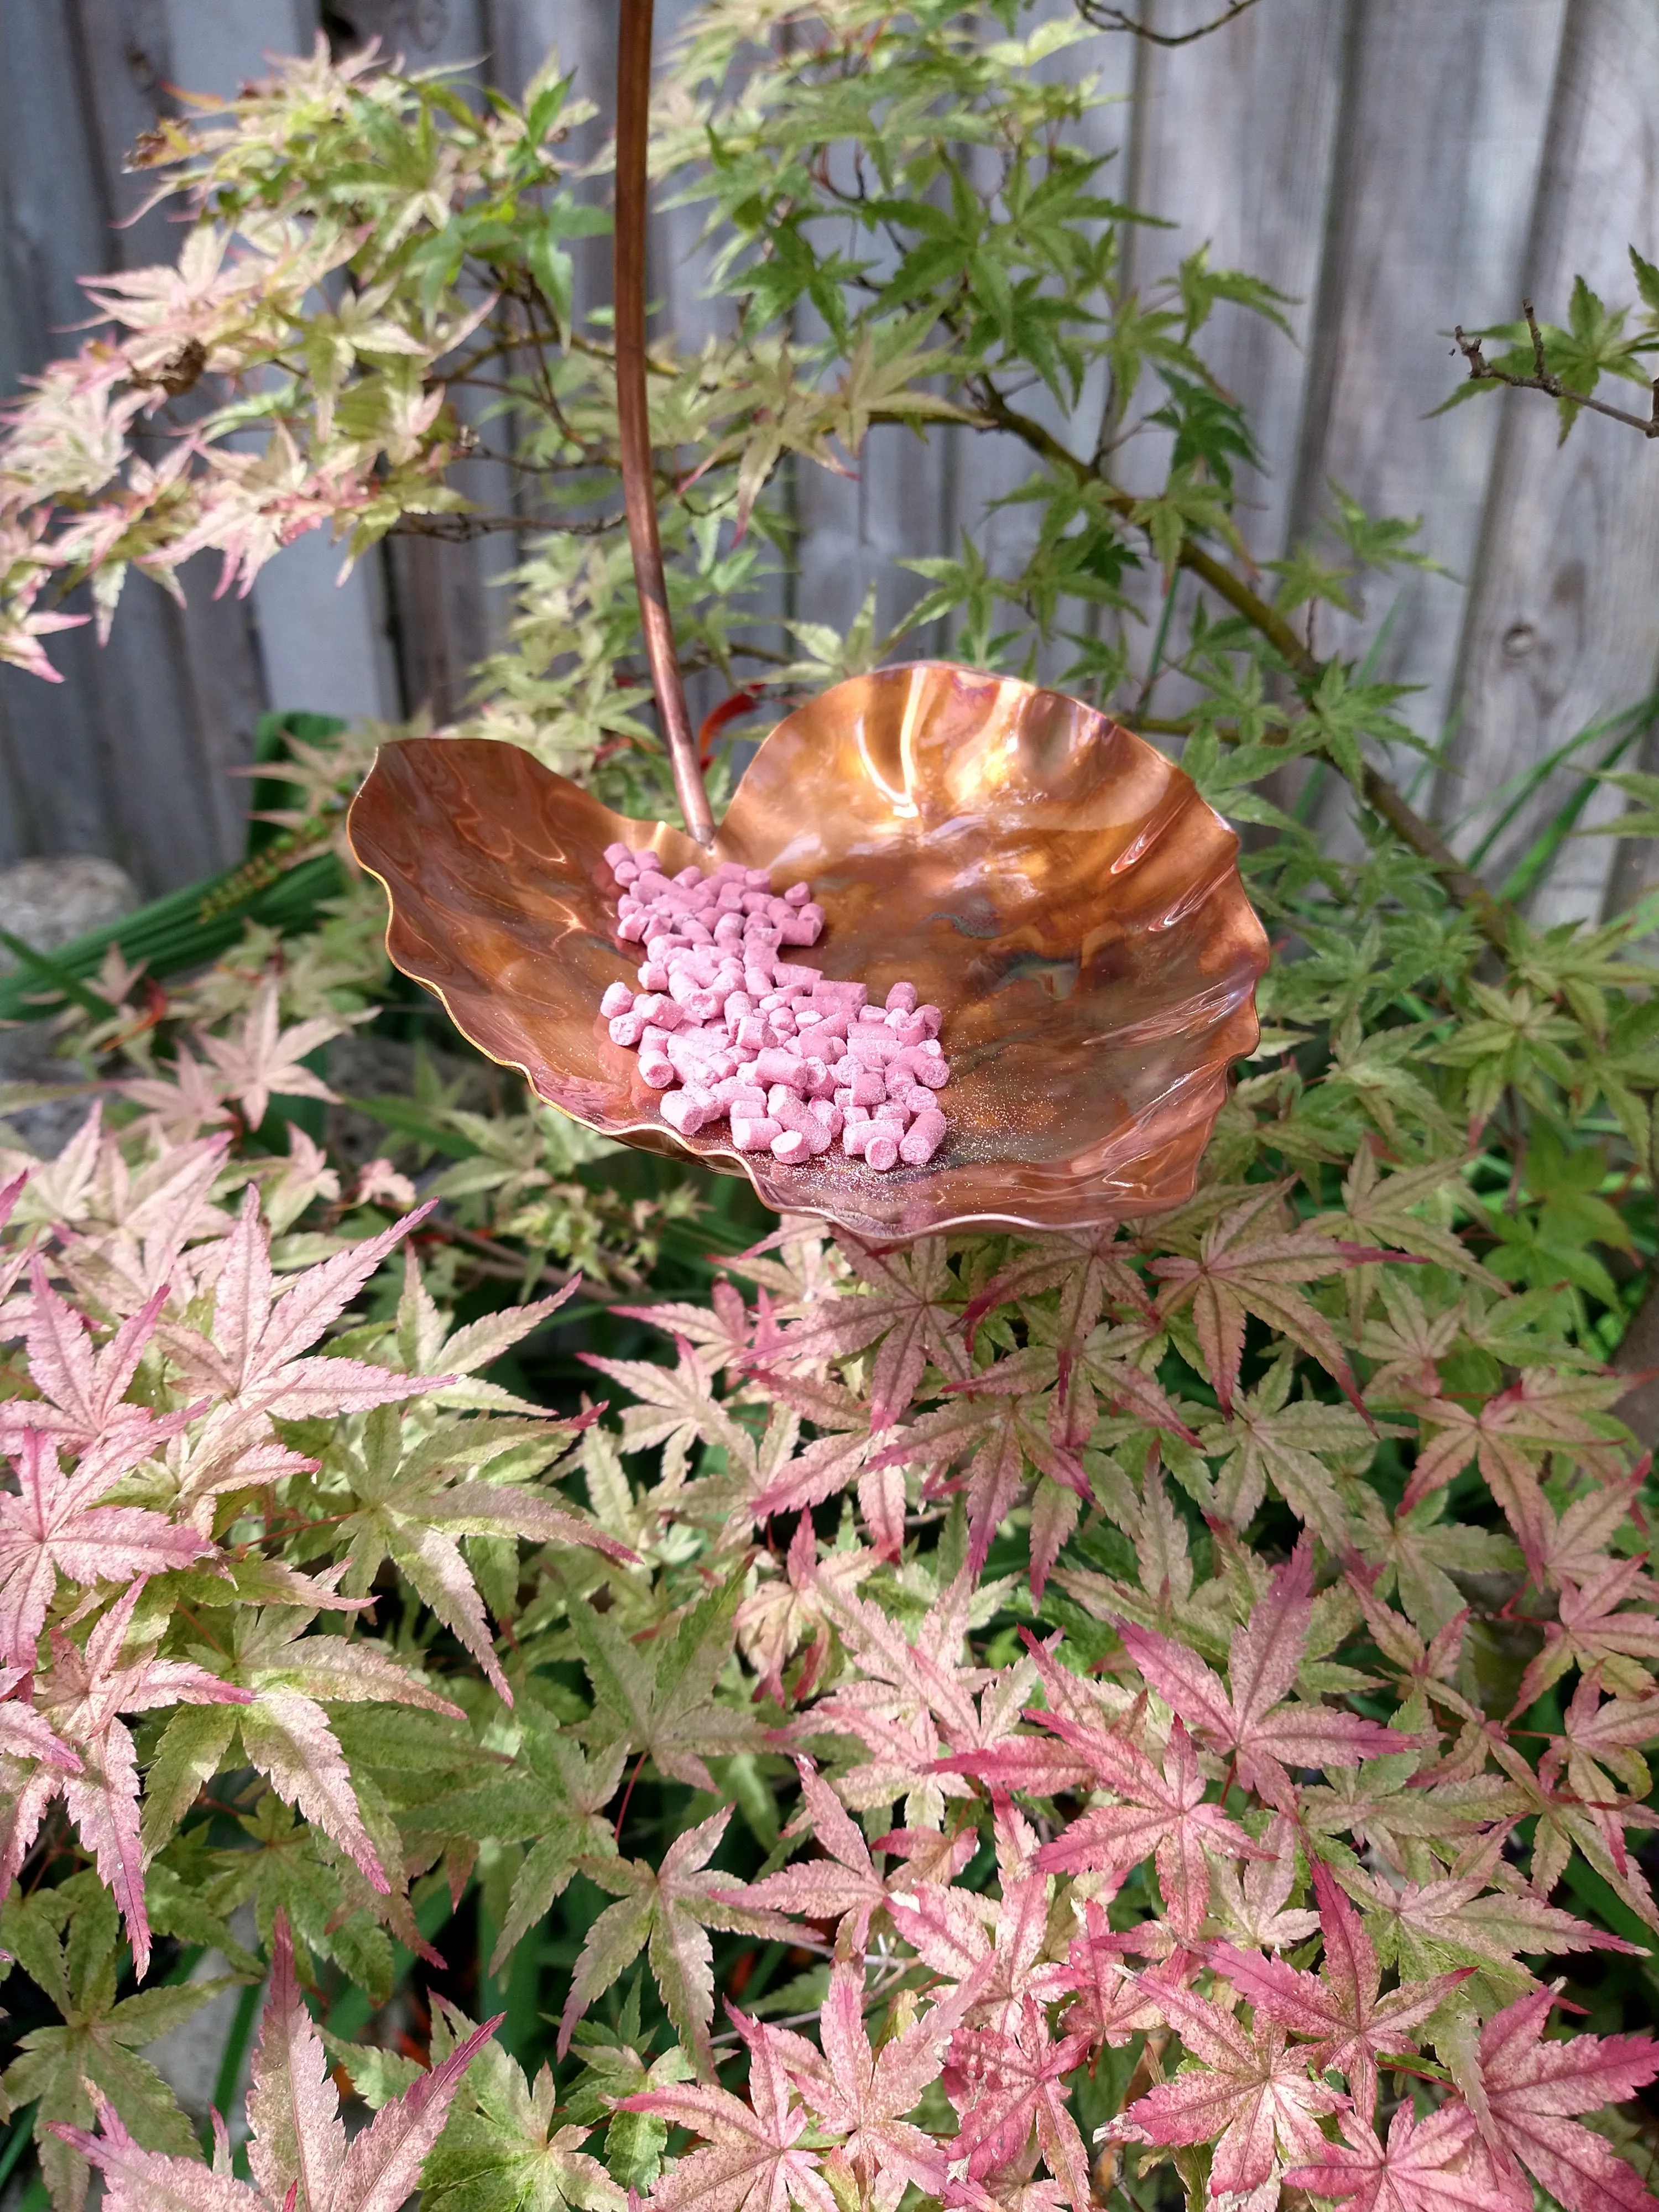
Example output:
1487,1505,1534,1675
207,1978,265,2141
0,2105,38,2194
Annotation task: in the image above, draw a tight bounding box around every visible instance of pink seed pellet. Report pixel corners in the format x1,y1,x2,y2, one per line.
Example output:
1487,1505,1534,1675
900,1109,947,1166
597,850,951,1172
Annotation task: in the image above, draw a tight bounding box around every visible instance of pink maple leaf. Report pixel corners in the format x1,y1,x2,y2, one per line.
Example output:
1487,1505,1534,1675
1103,1973,1343,2205
943,1997,1092,2212
1044,1901,1185,2049
20,1579,250,1976
56,1910,498,2212
0,1427,213,1669
1448,1986,1659,2212
1209,1861,1471,2121
619,2003,838,2212
773,1959,954,2210
195,979,347,1131
753,1235,969,1431
947,1631,1260,1938
1115,1537,1410,1810
1029,1710,1260,1940
160,1188,447,1442
1146,1183,1387,1415
886,1806,1055,2023
710,1757,970,1953
1281,2103,1496,2212
0,1260,169,1454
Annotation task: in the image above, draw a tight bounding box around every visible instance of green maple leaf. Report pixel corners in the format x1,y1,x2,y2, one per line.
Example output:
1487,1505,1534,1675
426,1709,627,1971
422,2036,627,2212
1201,1359,1379,1552
0,1880,230,2212
568,1577,763,1791
554,1808,794,2073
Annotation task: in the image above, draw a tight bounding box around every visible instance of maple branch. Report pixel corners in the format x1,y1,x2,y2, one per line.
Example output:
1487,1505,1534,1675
957,382,1512,951
1454,306,1659,438
1072,0,1263,44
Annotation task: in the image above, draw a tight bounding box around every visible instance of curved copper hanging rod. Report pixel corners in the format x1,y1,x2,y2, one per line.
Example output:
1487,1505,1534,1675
614,0,716,846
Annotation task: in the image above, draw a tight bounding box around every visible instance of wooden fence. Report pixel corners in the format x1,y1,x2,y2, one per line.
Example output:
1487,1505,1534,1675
3,0,1658,924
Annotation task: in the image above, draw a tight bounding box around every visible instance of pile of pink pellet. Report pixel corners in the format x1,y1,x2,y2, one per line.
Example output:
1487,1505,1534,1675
598,846,951,1171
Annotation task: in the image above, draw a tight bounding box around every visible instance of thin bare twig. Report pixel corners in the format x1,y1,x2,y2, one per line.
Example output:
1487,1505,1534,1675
1073,0,1262,45
389,511,619,540
1454,304,1659,439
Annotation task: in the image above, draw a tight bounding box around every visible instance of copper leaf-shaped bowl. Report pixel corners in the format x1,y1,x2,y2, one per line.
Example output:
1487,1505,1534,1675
347,662,1268,1239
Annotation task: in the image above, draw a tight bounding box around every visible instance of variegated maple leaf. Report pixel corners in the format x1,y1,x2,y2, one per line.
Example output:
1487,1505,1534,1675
56,1911,499,2212
950,1634,1256,1938
1510,1552,1659,1712
578,1337,751,1494
158,1188,447,1474
1206,1813,1322,1951
14,1579,250,1978
1102,1971,1343,2206
556,1808,795,2072
1146,1182,1388,1415
747,1372,893,1557
1444,1986,1659,2212
1282,2103,1495,2212
618,2002,837,2212
143,1601,463,1904
943,1997,1091,2212
753,1235,969,1431
769,1960,956,2210
1209,1861,1470,2120
885,1805,1056,2024
424,1713,627,1971
569,1579,761,1793
1401,1370,1630,1575
2,1260,169,1454
869,1348,1087,1579
0,1427,212,1670
1334,1830,1637,1983
711,1756,969,1953
804,1568,1027,1827
334,1399,631,1704
194,976,349,1129
735,1519,879,1704
1114,1537,1409,1811
1027,1712,1260,1940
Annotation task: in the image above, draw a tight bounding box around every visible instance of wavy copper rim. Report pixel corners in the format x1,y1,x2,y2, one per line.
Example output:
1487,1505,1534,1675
348,664,1270,1242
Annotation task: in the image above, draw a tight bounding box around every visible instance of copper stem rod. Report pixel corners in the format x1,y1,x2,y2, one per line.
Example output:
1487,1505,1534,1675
614,0,714,846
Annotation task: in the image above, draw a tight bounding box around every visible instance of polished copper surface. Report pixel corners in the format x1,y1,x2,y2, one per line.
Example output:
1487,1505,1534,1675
347,663,1268,1239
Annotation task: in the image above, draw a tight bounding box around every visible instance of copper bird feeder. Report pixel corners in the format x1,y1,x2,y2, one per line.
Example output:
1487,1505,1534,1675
348,1,1269,1241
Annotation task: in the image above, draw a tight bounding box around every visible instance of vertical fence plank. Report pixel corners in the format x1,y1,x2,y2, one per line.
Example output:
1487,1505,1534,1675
1435,0,1659,925
6,0,1659,907
1271,0,1567,873
0,0,267,893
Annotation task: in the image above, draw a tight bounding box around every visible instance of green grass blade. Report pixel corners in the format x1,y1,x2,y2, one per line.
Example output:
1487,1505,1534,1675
1462,691,1659,870
1497,719,1655,905
0,853,345,1024
0,928,116,1018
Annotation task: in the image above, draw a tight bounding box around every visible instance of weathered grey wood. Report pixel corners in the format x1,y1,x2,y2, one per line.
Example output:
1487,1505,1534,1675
158,0,408,734
0,0,262,893
1274,0,1563,872
1434,0,1659,925
6,0,1659,917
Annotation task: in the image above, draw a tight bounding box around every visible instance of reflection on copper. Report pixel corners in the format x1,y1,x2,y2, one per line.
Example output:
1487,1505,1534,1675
348,662,1269,1239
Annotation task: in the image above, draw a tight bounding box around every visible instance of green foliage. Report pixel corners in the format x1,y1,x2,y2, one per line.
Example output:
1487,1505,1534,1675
4,9,1659,2212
